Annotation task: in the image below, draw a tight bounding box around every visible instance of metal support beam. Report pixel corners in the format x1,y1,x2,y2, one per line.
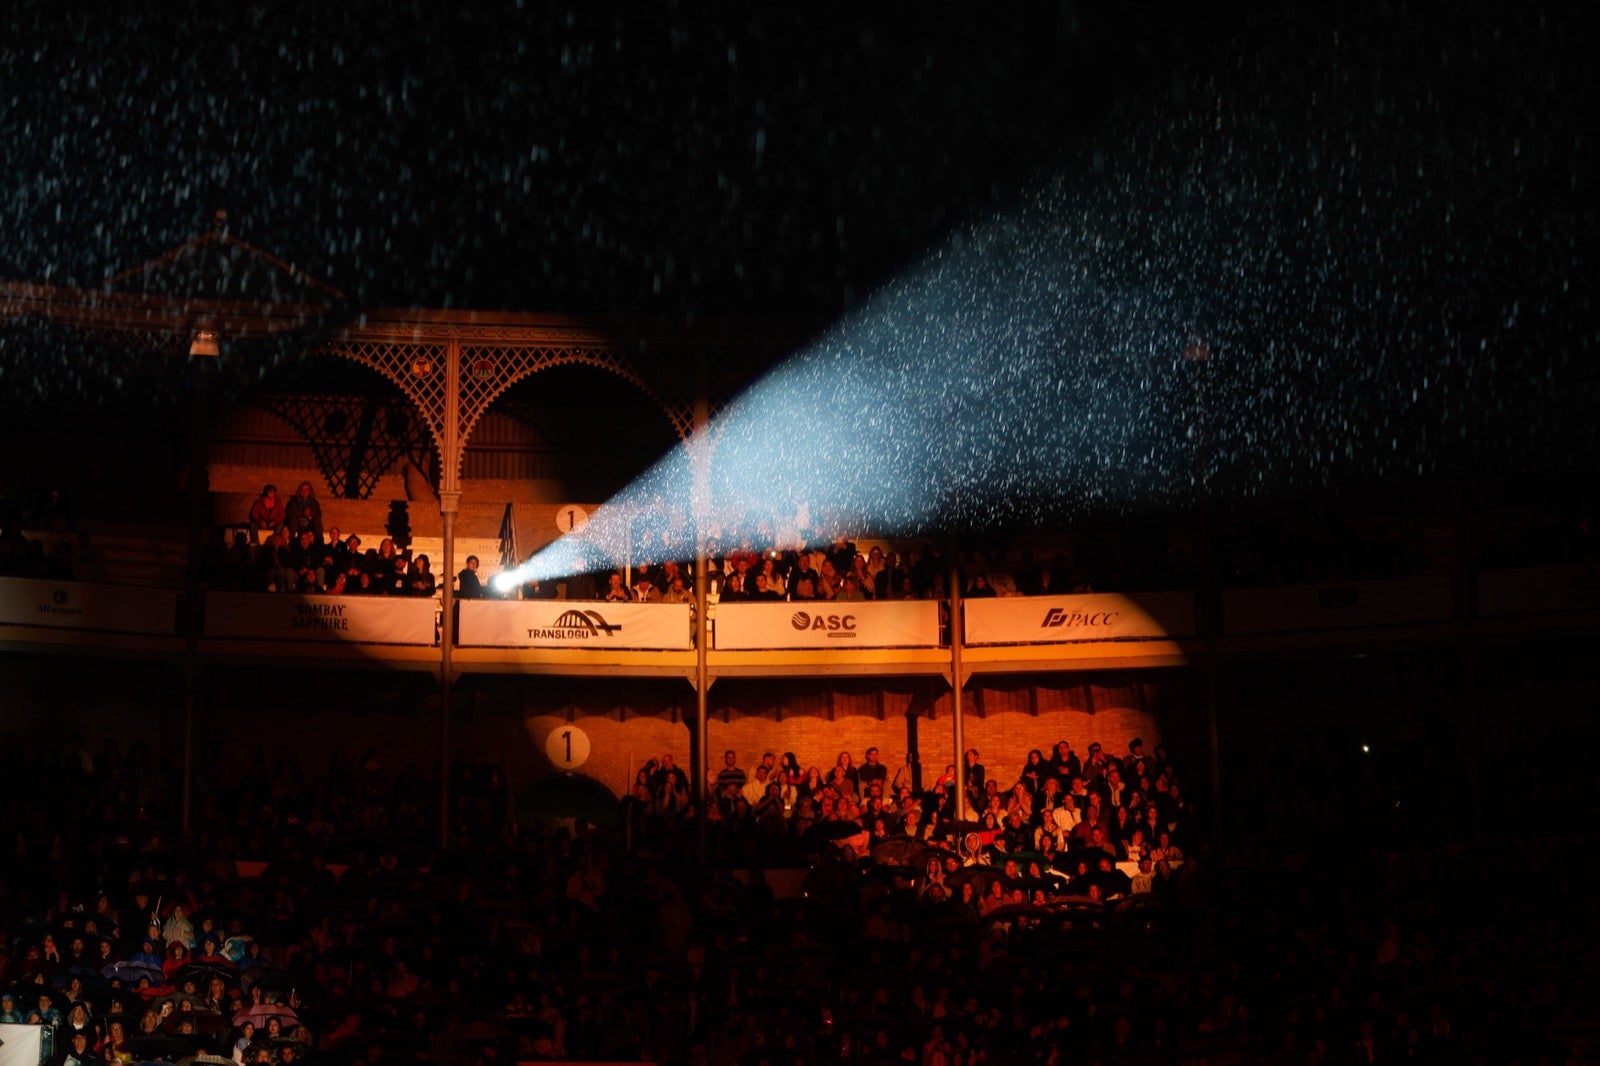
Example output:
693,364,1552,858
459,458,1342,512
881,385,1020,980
438,339,463,850
692,352,711,865
950,556,967,821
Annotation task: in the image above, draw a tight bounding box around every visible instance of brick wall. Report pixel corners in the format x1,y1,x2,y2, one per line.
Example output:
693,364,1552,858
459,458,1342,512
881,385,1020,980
507,679,1165,800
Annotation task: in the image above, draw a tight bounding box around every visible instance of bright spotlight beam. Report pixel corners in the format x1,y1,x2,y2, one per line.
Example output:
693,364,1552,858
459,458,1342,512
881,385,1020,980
501,71,1594,588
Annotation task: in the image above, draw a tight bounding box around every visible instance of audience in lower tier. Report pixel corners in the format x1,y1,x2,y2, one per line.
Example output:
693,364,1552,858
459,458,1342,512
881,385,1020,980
0,727,1588,1065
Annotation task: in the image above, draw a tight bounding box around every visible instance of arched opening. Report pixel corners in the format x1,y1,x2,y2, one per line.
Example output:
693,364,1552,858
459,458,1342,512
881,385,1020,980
485,363,682,502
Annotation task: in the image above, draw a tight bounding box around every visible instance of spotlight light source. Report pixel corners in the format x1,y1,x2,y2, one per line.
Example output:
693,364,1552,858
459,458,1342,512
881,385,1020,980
492,572,519,593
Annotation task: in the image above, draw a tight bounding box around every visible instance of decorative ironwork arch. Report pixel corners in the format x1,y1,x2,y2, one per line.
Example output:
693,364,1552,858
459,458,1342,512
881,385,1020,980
251,391,433,500
321,317,697,494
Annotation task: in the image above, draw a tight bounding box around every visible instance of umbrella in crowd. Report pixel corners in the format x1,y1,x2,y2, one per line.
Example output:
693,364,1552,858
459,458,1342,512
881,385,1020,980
946,865,1006,897
869,835,952,868
9,983,71,1013
172,963,238,989
105,960,166,986
168,1012,228,1037
239,968,296,997
232,1003,299,1028
53,965,111,991
127,1032,199,1062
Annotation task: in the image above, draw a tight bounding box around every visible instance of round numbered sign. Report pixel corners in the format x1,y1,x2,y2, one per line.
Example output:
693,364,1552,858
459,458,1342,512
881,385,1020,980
555,504,589,535
546,725,591,770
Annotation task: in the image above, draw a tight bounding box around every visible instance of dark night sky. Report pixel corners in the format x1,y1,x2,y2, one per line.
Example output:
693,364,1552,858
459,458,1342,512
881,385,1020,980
2,1,1596,509
0,2,1224,316
2,1,1578,319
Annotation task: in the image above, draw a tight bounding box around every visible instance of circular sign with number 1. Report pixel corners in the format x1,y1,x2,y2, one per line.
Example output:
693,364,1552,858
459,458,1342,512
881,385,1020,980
555,504,589,535
546,725,591,770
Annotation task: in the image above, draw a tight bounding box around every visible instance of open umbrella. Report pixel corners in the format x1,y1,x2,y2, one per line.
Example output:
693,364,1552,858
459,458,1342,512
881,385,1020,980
127,1032,198,1062
105,961,166,986
869,836,952,868
172,964,238,990
239,968,297,997
946,865,1006,897
232,1003,299,1028
802,820,866,846
165,1012,227,1037
55,966,113,991
10,982,72,1013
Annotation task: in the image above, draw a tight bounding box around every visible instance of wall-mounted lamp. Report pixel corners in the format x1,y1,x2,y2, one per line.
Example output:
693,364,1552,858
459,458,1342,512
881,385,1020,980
189,329,220,358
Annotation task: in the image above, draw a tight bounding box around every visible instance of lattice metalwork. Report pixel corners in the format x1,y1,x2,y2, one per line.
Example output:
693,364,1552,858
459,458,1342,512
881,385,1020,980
322,339,443,453
459,344,692,445
74,327,188,356
252,392,432,499
324,324,704,493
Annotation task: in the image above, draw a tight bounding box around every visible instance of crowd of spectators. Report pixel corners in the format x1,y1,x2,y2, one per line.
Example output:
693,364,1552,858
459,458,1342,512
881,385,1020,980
2,723,1590,1066
171,475,1595,605
627,739,1197,896
206,484,439,597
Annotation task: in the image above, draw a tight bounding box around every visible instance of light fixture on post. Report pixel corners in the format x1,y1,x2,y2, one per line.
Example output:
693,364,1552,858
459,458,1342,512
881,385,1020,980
189,326,220,358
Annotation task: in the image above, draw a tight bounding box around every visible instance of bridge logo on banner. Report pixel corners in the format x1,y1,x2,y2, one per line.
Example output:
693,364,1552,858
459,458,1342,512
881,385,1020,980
527,610,623,641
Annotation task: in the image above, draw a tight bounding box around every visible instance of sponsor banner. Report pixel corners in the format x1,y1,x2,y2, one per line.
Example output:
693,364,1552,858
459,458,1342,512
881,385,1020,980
459,600,692,649
205,592,437,643
1222,576,1454,635
1477,563,1600,617
715,600,939,650
964,592,1195,645
0,1025,42,1066
0,577,178,634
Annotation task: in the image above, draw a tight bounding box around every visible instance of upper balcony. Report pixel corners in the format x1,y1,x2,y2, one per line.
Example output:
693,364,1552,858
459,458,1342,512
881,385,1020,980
2,561,1593,680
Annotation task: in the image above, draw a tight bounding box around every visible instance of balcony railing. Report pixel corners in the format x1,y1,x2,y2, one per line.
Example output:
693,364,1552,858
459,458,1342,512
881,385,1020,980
3,564,1594,674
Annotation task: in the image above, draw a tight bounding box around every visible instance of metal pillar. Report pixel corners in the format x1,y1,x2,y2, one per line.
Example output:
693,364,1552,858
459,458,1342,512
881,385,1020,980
438,340,463,850
691,354,711,864
949,557,966,824
181,346,214,838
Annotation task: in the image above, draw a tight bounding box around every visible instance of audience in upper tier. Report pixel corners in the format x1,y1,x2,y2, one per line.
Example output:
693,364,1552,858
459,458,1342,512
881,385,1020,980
4,474,1597,598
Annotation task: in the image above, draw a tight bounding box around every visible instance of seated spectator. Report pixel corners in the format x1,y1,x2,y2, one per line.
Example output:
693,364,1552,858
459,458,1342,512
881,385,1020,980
603,572,631,603
633,572,661,602
719,572,749,601
289,530,325,592
366,538,402,593
965,573,998,598
247,484,285,539
284,481,323,541
457,554,485,599
256,529,297,592
857,747,888,793
405,554,437,597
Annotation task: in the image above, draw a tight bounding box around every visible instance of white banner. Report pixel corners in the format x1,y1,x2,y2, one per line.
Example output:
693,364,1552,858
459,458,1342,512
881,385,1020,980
715,600,939,649
205,592,437,644
0,577,178,634
0,1025,41,1066
458,599,693,649
1477,563,1600,617
1222,576,1453,635
964,591,1195,644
